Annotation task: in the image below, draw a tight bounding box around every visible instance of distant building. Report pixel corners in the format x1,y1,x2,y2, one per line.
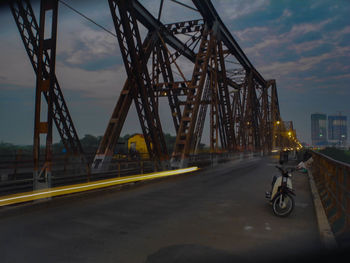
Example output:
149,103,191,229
328,115,347,146
311,113,327,146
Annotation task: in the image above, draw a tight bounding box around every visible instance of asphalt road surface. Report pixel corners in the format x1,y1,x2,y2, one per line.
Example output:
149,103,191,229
0,157,337,262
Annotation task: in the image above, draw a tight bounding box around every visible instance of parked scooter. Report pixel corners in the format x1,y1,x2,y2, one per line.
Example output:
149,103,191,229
265,161,295,217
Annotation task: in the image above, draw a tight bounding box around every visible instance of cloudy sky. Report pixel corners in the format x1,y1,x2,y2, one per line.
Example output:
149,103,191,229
0,0,349,146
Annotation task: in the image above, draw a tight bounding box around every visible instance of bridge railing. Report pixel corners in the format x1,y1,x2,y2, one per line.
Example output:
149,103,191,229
310,150,350,237
0,151,259,197
0,152,159,196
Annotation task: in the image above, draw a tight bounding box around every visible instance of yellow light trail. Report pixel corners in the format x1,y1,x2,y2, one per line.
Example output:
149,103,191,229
0,167,199,207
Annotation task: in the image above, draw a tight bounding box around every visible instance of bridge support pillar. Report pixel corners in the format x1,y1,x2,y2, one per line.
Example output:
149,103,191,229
33,0,59,189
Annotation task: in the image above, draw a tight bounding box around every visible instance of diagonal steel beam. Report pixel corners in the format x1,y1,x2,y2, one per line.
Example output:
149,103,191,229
108,0,168,167
9,0,84,158
172,27,213,167
191,0,266,86
93,32,159,171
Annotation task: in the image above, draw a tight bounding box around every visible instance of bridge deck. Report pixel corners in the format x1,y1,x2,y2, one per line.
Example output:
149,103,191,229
0,157,332,262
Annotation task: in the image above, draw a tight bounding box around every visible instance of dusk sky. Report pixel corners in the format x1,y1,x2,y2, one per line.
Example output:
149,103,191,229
1,0,350,146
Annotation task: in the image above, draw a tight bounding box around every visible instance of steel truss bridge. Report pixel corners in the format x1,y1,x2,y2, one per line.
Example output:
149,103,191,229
7,0,302,183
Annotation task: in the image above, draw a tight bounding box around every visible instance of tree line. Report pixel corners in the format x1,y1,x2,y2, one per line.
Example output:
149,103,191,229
0,133,187,158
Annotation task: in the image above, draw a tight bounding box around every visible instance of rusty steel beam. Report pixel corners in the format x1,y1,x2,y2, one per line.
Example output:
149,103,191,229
108,0,168,168
93,0,287,168
32,0,58,187
192,0,266,86
216,41,236,150
165,19,204,35
172,27,213,167
130,0,196,62
93,32,158,171
209,53,220,153
152,43,181,132
94,2,206,171
7,0,293,175
192,79,210,152
153,81,191,95
10,0,85,160
259,84,271,153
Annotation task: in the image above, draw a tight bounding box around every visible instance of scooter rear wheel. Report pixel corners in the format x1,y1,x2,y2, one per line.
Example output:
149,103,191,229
272,193,294,217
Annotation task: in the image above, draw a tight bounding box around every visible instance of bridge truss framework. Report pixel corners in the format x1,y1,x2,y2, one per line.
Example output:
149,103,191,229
8,0,302,179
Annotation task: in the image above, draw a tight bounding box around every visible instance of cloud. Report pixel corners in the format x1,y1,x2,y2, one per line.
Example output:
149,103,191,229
57,22,119,69
233,26,270,42
288,19,333,37
235,15,350,78
0,34,35,89
260,45,350,79
239,18,333,51
55,62,126,103
281,9,292,18
214,0,270,20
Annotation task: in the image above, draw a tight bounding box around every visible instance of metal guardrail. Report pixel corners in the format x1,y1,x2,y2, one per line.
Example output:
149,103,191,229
0,152,258,197
311,151,350,237
0,159,158,197
0,167,200,207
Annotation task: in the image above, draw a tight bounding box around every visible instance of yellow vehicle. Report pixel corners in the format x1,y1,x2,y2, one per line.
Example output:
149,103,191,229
128,134,150,159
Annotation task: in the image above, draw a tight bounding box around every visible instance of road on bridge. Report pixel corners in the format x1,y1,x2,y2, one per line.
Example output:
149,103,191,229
0,157,331,262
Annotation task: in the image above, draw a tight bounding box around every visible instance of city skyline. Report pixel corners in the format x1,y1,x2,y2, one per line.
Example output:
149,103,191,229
1,0,350,146
311,112,348,146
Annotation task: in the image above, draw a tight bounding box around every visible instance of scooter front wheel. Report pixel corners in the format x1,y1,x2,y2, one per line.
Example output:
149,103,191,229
272,193,294,217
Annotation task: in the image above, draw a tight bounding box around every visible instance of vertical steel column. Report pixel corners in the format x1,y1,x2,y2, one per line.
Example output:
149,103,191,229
192,79,210,152
244,72,254,150
270,80,281,149
209,53,219,153
154,43,182,132
172,27,212,167
245,71,262,151
10,0,85,161
33,0,58,188
211,40,226,151
240,80,248,149
260,84,270,153
216,41,236,151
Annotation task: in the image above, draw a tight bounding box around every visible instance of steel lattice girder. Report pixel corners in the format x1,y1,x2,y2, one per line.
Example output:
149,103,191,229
31,0,58,185
108,0,169,168
93,2,205,171
172,26,213,163
10,0,85,158
7,0,288,173
93,32,163,171
129,0,196,62
94,0,284,168
152,43,181,132
100,0,278,166
171,34,239,161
